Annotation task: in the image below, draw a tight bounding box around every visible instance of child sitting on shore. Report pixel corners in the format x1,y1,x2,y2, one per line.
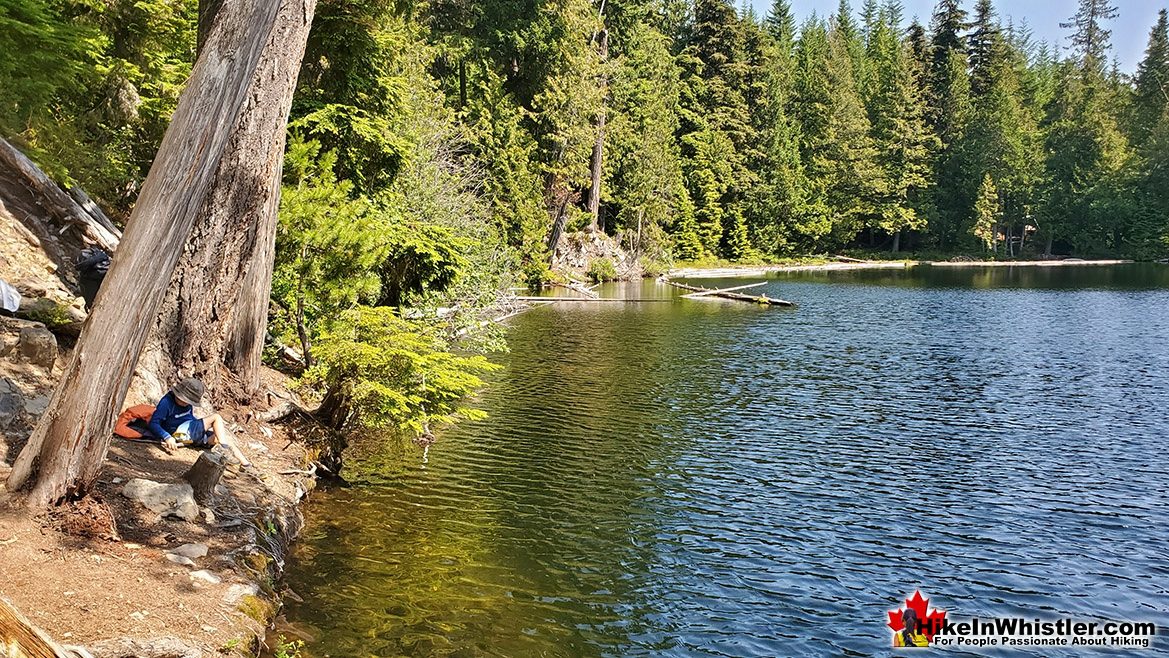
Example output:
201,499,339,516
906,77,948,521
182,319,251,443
149,377,251,467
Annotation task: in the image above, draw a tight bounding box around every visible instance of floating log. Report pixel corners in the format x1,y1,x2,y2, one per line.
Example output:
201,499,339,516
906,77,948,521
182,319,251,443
681,282,766,298
665,280,795,306
511,296,672,303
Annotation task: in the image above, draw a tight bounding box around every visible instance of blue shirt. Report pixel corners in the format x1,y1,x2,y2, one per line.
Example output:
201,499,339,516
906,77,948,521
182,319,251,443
148,392,196,442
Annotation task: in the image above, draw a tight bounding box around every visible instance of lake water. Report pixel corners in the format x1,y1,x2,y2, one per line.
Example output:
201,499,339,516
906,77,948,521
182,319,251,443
279,264,1169,657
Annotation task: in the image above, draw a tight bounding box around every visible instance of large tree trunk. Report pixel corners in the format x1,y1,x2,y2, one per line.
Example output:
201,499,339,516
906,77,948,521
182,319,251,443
6,0,286,508
586,28,608,232
135,0,316,404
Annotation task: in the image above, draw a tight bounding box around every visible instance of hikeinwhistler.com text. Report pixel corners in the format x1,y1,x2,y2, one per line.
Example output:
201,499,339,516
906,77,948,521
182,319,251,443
929,617,1156,649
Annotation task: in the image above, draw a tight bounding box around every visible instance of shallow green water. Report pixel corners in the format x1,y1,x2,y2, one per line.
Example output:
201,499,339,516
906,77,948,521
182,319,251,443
280,264,1169,657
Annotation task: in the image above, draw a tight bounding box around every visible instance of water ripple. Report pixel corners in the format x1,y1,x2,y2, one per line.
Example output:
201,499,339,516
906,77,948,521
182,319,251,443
282,266,1169,657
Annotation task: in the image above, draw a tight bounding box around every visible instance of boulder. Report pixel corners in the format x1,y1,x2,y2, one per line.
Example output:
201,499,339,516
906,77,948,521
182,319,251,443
0,384,24,430
18,324,57,369
171,543,208,559
121,479,200,522
164,553,196,567
224,582,259,604
189,570,221,585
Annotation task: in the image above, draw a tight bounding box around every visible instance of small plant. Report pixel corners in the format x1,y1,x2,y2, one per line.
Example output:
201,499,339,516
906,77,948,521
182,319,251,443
587,257,618,282
275,636,305,658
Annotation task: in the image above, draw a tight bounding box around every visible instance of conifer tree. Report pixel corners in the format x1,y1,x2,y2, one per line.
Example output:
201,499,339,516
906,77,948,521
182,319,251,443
1131,9,1169,147
972,173,1000,252
968,0,1001,96
867,12,937,251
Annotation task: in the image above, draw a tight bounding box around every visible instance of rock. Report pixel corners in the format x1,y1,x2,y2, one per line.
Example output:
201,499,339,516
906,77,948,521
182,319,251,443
23,394,49,416
128,611,147,621
86,636,204,658
18,324,56,369
164,553,195,567
0,388,24,430
189,569,221,585
202,507,216,524
121,479,200,521
224,583,259,604
171,542,208,559
0,335,14,357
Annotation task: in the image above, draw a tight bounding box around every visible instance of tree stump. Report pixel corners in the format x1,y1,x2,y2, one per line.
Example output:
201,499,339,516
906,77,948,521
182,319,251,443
182,452,225,503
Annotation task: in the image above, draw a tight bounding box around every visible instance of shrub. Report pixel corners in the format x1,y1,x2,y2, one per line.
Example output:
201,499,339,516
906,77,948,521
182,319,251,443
587,257,618,282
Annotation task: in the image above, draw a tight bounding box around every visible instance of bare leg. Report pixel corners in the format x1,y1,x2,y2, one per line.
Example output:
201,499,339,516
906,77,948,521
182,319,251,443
205,413,252,466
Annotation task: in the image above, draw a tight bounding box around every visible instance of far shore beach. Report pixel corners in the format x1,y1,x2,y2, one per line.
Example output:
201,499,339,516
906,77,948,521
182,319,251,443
669,259,1138,278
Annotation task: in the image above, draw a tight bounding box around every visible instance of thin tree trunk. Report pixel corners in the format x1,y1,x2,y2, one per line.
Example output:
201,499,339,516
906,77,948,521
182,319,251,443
136,0,316,404
295,292,312,368
891,229,901,253
586,28,608,232
7,0,285,508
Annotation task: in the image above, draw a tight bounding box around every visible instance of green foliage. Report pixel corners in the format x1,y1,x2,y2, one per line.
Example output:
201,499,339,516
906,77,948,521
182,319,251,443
972,173,1000,251
274,636,305,658
308,306,498,434
1,0,197,214
587,257,618,282
273,137,389,362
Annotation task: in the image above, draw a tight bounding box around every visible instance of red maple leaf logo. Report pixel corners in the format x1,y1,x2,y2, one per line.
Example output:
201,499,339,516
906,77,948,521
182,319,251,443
888,591,947,641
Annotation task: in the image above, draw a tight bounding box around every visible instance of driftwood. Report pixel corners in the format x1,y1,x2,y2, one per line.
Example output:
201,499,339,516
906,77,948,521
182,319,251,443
0,138,121,254
15,297,87,337
65,187,119,240
248,400,311,423
665,280,795,307
182,451,225,503
0,596,89,658
511,296,672,303
680,282,766,298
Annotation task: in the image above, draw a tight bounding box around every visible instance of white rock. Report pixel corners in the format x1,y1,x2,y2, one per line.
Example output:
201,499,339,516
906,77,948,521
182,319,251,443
165,553,195,567
189,570,221,585
121,478,199,521
224,583,259,604
202,507,216,524
129,611,147,621
171,543,208,559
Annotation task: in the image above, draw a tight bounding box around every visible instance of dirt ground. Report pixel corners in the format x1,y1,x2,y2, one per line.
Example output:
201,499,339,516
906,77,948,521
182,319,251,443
0,355,314,656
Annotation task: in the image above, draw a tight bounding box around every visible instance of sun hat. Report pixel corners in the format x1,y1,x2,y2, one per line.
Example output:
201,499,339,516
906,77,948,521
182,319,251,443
173,377,205,405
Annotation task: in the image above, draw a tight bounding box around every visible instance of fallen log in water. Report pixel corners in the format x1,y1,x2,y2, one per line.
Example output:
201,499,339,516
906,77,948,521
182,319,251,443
664,280,796,307
680,282,766,298
511,296,672,303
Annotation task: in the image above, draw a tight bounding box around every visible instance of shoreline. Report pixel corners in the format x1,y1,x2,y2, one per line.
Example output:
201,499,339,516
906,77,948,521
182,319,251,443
668,259,1138,278
0,328,313,657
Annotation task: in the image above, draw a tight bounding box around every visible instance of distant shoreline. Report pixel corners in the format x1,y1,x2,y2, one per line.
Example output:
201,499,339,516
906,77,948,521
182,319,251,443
669,259,1138,279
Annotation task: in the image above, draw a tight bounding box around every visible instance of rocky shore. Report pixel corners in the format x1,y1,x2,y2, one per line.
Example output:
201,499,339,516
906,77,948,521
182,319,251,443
2,204,314,657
